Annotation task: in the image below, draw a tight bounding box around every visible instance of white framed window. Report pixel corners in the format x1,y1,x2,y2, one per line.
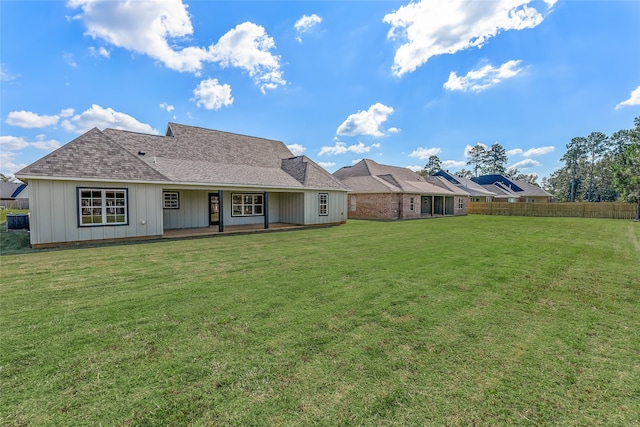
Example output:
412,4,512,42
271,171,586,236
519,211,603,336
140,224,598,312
319,193,328,216
78,188,128,226
410,196,415,211
163,191,180,209
350,196,357,212
458,198,464,209
232,193,264,216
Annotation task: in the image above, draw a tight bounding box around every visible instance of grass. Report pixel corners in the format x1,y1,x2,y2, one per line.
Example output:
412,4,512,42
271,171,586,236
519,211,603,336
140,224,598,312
1,216,639,426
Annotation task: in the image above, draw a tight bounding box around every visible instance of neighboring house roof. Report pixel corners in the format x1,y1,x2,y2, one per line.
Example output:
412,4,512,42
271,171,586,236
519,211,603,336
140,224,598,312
16,123,348,191
471,174,552,198
433,170,497,197
333,159,467,196
0,182,26,199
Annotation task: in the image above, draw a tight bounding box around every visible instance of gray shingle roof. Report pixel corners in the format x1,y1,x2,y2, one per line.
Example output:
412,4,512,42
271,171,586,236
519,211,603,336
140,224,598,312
333,159,466,195
16,123,348,191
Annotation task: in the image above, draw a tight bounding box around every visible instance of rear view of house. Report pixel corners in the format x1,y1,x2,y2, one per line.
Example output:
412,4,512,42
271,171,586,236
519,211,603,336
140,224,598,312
16,123,349,247
333,159,468,220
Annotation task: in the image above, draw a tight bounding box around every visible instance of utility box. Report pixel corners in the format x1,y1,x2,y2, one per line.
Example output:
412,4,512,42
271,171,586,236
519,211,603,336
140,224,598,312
6,214,29,231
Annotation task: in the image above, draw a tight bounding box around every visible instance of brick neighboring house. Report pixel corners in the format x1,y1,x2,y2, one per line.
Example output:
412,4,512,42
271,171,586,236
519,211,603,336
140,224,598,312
333,159,469,220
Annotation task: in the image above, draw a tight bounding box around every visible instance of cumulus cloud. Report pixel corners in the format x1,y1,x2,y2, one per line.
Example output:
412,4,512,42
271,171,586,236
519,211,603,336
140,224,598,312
68,1,285,92
409,147,442,160
523,146,554,157
318,140,380,156
60,104,159,134
287,144,306,156
160,102,175,112
318,161,336,169
1,64,18,81
0,151,27,175
209,22,286,93
615,85,640,109
510,159,541,169
442,160,466,169
6,111,60,128
387,127,401,133
336,103,394,137
508,146,554,157
383,0,553,76
89,46,110,58
406,165,423,172
294,14,322,42
444,60,524,93
192,78,233,110
0,135,60,153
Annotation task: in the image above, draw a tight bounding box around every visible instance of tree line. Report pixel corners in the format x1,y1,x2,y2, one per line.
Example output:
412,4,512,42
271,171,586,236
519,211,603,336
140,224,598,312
543,117,639,207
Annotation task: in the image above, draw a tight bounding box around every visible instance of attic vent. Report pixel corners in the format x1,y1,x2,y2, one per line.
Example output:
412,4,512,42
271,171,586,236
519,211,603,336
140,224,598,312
138,151,146,156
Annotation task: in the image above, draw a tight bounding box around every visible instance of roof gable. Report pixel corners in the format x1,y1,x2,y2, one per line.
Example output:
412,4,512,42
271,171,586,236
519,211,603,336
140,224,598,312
16,128,168,181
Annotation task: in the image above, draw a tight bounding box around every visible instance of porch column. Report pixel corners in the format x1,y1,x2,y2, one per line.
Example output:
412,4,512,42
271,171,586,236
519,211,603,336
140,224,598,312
218,190,224,232
431,196,434,216
264,192,269,229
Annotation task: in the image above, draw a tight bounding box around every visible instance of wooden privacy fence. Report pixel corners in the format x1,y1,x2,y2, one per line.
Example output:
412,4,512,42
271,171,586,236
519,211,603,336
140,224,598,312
468,202,638,220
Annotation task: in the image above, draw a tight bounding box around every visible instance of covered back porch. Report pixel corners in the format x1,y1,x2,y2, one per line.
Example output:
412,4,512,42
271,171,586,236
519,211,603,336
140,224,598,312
420,194,455,217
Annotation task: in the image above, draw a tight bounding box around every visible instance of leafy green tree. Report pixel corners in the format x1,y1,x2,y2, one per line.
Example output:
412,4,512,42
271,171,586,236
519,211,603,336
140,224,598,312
0,173,15,183
613,117,640,220
419,155,442,176
585,132,609,201
466,144,487,177
609,129,632,157
562,137,587,202
453,168,473,179
484,143,508,175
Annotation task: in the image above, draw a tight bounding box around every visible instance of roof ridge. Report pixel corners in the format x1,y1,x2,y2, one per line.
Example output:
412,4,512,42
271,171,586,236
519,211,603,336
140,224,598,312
104,129,172,181
167,122,284,144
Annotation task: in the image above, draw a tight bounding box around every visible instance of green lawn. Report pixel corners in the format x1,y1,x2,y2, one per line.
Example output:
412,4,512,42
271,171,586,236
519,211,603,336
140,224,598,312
1,217,639,426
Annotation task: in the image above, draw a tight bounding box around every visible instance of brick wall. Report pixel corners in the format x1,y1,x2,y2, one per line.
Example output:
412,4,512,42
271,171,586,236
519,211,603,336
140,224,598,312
348,193,468,219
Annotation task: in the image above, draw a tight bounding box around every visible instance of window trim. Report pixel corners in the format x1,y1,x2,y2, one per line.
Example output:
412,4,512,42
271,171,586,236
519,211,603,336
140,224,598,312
231,193,264,217
319,193,329,216
409,196,415,211
77,187,129,227
163,191,180,209
458,197,464,209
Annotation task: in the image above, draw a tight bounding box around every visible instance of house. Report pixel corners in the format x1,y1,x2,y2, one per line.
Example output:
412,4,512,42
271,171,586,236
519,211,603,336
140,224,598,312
332,159,468,220
0,182,29,209
15,123,349,248
471,174,553,203
432,170,496,202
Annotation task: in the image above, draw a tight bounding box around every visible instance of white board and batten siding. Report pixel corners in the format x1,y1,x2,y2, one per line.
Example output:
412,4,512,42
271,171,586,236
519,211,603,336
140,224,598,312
28,179,163,246
303,190,347,225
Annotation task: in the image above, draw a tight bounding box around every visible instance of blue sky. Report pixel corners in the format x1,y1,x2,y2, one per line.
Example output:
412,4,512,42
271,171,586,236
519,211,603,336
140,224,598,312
2,0,639,181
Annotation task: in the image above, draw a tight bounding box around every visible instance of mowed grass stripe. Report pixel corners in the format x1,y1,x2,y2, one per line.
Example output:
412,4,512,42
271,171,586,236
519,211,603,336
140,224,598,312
1,216,638,426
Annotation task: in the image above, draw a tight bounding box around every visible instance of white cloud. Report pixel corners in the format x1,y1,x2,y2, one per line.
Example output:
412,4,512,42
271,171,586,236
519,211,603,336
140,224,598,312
64,53,77,67
287,144,306,156
615,85,640,109
6,111,60,128
0,64,18,81
318,140,380,156
523,146,554,157
442,160,466,169
209,22,286,93
510,159,541,169
294,14,322,42
387,127,401,134
409,147,442,160
0,151,27,175
318,161,336,168
68,2,285,92
406,165,423,172
60,108,75,117
464,143,487,156
0,134,59,156
506,148,523,156
444,60,524,93
383,0,553,76
69,0,207,72
160,102,175,112
89,46,110,58
192,78,233,110
336,103,394,137
0,136,30,150
60,104,159,134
